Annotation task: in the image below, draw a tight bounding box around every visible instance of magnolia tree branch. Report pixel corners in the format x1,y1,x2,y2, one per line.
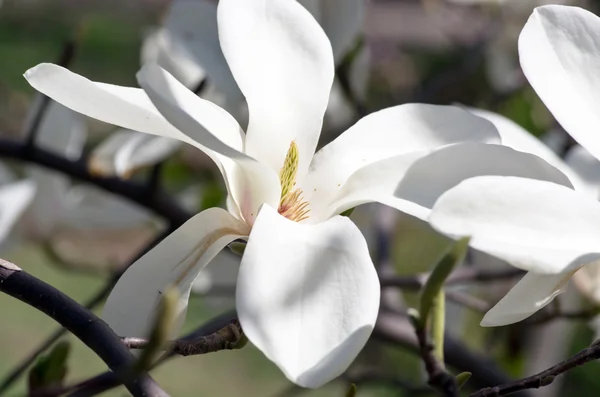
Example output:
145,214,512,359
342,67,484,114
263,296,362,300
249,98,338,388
122,319,244,356
0,258,169,397
414,323,459,397
379,267,525,290
374,312,533,397
0,138,192,227
58,311,239,397
0,230,172,394
469,342,600,397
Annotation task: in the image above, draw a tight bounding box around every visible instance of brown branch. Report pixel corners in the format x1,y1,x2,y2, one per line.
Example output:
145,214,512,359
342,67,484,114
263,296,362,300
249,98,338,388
0,259,169,397
413,320,459,396
58,311,239,397
343,369,433,395
446,290,490,313
122,319,244,356
0,138,192,227
374,312,532,397
469,342,600,397
380,268,524,290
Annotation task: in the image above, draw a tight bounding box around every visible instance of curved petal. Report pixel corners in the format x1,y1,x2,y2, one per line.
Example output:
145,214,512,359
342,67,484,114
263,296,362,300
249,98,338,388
320,143,573,222
103,208,248,338
141,27,206,89
430,176,600,274
519,5,600,161
481,271,574,326
137,64,280,225
62,186,154,230
24,99,87,160
26,169,70,237
90,129,182,177
464,107,592,195
565,144,600,199
237,205,380,388
299,0,365,63
572,262,600,304
24,64,199,145
162,0,244,110
0,180,36,243
302,104,500,211
218,0,335,176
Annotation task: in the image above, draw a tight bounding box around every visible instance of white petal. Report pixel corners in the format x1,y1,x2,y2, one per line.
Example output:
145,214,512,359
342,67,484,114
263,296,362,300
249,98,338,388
103,208,248,338
299,0,365,63
25,169,70,237
303,104,500,212
482,271,574,326
464,107,592,194
24,64,197,144
162,0,244,109
565,144,600,199
519,5,600,161
0,180,36,243
90,129,181,177
136,64,244,154
237,205,380,388
431,176,600,274
322,143,573,222
62,186,154,230
141,27,206,89
218,0,335,176
23,99,87,160
572,262,600,304
136,64,280,225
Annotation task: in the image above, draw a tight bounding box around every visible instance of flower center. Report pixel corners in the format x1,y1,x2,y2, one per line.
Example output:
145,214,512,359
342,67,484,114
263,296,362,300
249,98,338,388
278,141,309,222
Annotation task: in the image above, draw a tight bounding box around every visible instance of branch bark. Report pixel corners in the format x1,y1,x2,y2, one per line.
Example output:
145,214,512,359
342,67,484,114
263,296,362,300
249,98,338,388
62,311,239,397
469,342,600,397
0,259,169,397
374,312,532,397
0,138,192,227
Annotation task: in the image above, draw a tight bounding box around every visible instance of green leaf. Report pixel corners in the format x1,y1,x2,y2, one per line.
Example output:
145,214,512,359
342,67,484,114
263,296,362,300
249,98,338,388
419,236,470,330
456,372,472,390
340,208,355,217
346,383,358,397
28,341,70,392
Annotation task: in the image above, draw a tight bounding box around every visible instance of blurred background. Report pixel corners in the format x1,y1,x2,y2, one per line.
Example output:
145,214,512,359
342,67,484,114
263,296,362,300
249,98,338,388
2,0,600,396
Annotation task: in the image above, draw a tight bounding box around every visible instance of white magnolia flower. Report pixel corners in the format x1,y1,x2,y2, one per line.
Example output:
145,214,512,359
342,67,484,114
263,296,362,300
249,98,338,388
20,100,153,239
430,5,600,326
24,0,576,387
89,0,368,178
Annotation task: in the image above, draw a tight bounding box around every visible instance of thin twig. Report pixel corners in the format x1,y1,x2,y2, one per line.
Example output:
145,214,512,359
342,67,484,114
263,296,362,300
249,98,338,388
374,312,532,397
122,319,244,356
344,369,433,395
446,290,490,313
0,259,169,397
469,342,600,397
61,311,239,397
380,268,525,290
414,318,459,396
